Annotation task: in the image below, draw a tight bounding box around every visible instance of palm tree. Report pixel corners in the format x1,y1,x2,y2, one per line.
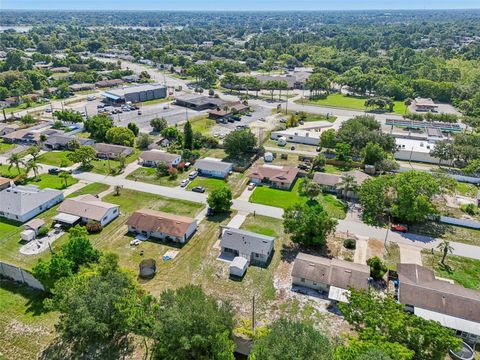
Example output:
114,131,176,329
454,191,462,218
58,171,69,188
337,174,358,199
28,145,41,161
437,240,454,266
8,153,25,175
25,159,40,179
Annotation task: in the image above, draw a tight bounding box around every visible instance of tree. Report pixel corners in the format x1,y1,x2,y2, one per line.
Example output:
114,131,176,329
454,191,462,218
156,162,170,177
183,120,193,150
376,159,399,174
300,178,322,201
25,158,40,179
463,159,480,176
67,145,97,168
150,117,168,133
151,285,235,360
85,114,113,141
337,174,358,199
335,142,352,162
436,240,454,266
338,289,461,360
224,129,256,159
8,153,24,175
250,318,333,360
127,122,139,136
137,133,152,149
53,109,84,123
311,154,326,171
20,114,36,125
366,256,388,280
58,171,70,188
320,129,337,149
47,253,144,352
283,203,337,247
207,187,233,213
27,145,41,161
105,127,135,147
335,338,412,360
362,142,386,166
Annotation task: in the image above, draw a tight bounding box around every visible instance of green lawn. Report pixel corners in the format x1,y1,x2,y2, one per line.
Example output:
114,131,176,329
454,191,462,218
300,93,407,115
65,182,110,198
187,177,228,192
422,252,480,290
323,164,353,174
37,151,74,167
0,164,26,178
26,173,78,190
250,179,347,219
138,97,171,106
4,101,47,114
89,151,139,175
0,140,15,155
126,166,189,187
0,280,58,360
455,182,478,198
189,116,216,135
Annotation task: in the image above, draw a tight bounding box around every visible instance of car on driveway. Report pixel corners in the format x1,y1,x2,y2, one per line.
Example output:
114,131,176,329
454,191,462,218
188,171,198,180
391,224,408,233
192,186,205,193
248,182,256,190
180,179,189,187
206,207,215,216
48,168,60,175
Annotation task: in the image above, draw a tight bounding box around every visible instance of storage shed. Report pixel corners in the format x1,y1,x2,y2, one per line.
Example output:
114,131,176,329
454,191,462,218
230,256,249,277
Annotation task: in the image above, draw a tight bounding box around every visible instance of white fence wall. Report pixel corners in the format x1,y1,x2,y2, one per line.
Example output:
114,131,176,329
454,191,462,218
0,261,44,291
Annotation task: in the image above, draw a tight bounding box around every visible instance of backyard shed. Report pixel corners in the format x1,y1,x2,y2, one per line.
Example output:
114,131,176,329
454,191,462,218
230,256,249,277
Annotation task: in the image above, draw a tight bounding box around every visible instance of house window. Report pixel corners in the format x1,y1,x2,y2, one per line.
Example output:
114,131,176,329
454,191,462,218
300,278,305,282
113,209,118,214
103,216,107,221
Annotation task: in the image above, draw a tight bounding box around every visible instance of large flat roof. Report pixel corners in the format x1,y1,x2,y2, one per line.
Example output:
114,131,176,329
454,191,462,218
104,83,166,98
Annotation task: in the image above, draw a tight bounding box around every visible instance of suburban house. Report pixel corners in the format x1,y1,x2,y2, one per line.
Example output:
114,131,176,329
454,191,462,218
247,165,299,190
0,123,20,136
20,218,46,242
0,177,12,191
139,150,181,168
313,170,371,197
95,79,124,88
397,263,480,343
93,143,133,159
2,128,60,145
0,185,64,223
220,227,275,269
413,97,439,112
43,134,94,150
56,194,120,227
292,253,371,302
270,128,321,146
195,158,233,178
127,209,197,243
69,83,95,92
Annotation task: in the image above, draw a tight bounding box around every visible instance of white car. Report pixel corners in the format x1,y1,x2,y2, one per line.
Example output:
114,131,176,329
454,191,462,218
248,182,256,190
87,95,96,101
180,179,189,187
130,239,141,246
188,171,198,180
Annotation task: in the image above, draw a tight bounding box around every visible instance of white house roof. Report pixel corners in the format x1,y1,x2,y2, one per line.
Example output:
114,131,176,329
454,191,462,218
414,307,480,337
0,185,63,217
220,227,275,256
230,256,249,270
57,195,118,222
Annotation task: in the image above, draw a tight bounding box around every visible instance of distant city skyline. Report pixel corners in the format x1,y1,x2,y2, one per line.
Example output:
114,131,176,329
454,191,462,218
2,0,480,11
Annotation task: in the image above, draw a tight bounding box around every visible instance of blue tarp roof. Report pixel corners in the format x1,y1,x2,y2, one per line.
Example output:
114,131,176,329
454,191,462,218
102,92,122,100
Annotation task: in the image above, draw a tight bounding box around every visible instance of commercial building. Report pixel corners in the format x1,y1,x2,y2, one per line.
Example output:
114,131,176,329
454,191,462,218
0,185,64,223
413,97,439,112
292,253,371,302
270,128,322,146
394,138,441,164
103,84,167,104
56,194,120,227
127,209,197,243
174,93,227,111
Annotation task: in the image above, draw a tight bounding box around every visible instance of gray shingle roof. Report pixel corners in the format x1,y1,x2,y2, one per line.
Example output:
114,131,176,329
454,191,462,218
220,228,275,256
0,185,63,217
195,159,233,172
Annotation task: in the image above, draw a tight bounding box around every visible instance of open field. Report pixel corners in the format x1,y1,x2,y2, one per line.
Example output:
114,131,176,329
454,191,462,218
187,177,228,192
298,93,407,115
250,179,347,219
26,173,78,190
89,151,139,175
127,166,189,187
0,164,26,178
0,140,15,155
189,115,216,135
37,151,74,167
422,251,480,290
455,182,478,198
409,222,480,247
4,102,47,114
278,110,336,123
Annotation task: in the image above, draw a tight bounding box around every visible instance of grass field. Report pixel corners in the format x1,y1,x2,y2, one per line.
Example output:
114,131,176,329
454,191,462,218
26,173,78,190
138,97,171,106
0,280,58,360
455,182,478,198
65,182,110,198
422,251,480,290
250,180,347,219
89,151,139,175
0,164,26,178
299,93,407,115
0,140,15,155
37,151,74,167
189,115,216,135
4,102,47,114
187,177,228,192
126,166,189,187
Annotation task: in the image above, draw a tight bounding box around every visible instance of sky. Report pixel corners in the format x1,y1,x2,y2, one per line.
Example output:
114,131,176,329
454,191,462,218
2,0,480,11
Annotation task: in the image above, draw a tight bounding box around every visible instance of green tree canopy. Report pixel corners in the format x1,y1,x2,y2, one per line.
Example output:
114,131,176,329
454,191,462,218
85,114,113,141
223,128,257,159
207,187,233,213
67,145,97,168
105,126,135,147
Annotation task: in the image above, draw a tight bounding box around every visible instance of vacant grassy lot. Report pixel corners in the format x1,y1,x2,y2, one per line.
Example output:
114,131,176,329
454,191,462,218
26,173,78,190
0,140,15,155
300,93,407,115
0,164,26,178
187,177,228,192
126,166,189,187
409,222,480,247
37,151,74,167
65,182,110,198
323,164,354,174
0,280,58,360
186,173,248,197
422,251,480,290
89,151,139,175
138,97,171,106
189,115,216,135
250,180,347,219
455,182,478,198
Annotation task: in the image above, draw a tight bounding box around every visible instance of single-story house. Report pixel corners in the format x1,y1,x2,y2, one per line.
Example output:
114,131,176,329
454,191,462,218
95,79,124,88
247,165,299,190
43,134,94,150
414,97,439,112
313,170,371,197
230,101,249,114
292,253,371,302
220,227,275,266
20,218,46,241
0,177,12,191
50,66,70,73
0,185,64,223
2,127,60,145
69,83,95,92
397,263,480,342
93,143,133,159
195,158,233,179
0,123,20,136
56,194,120,227
139,150,181,167
127,209,197,243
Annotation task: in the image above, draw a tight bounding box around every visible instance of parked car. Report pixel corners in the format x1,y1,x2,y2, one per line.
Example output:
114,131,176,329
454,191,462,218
248,182,256,190
206,207,215,216
188,171,198,180
180,179,189,187
130,239,141,246
297,163,309,170
137,110,142,115
48,168,60,175
246,113,252,117
279,118,286,123
316,147,321,152
45,108,52,113
192,186,205,193
391,224,408,233
87,95,96,101
290,145,296,150
97,104,105,109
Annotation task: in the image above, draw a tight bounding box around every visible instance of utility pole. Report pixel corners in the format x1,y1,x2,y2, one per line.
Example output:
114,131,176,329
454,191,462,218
285,89,289,114
252,295,256,333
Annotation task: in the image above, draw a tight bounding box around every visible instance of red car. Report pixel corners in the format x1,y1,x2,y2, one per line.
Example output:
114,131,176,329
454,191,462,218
391,224,408,233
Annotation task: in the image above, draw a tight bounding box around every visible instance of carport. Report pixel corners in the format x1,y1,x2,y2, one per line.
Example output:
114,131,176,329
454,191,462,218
54,213,81,227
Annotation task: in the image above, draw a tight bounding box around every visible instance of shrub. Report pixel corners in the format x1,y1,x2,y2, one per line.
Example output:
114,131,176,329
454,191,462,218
367,256,388,280
168,167,178,179
460,203,478,215
343,238,356,250
86,221,103,234
37,227,49,237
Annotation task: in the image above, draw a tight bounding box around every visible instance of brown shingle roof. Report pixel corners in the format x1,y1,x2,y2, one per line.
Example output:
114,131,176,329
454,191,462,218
93,143,132,155
140,151,180,164
313,173,341,187
247,165,299,185
292,253,370,290
0,177,11,187
127,209,196,238
58,195,118,222
397,263,480,322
